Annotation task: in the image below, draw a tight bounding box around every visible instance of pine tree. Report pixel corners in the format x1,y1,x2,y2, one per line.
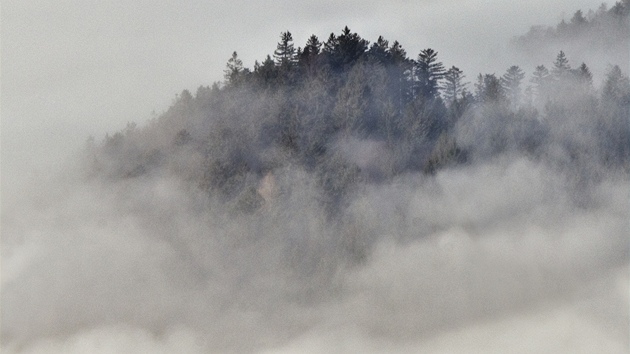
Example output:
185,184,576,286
224,51,244,84
332,62,371,135
253,55,277,88
442,66,467,105
531,65,551,102
274,31,297,68
552,50,571,79
414,48,445,99
475,74,504,103
501,65,525,108
298,35,322,77
599,64,630,167
602,65,630,103
570,10,588,26
323,27,368,71
388,40,412,109
301,35,321,58
367,36,390,64
574,62,593,87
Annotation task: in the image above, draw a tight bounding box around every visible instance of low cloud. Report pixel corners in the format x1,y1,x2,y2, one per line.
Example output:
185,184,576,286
3,156,627,353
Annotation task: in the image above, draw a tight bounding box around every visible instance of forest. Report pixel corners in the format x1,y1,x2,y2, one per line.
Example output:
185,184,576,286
4,1,630,352
86,0,629,219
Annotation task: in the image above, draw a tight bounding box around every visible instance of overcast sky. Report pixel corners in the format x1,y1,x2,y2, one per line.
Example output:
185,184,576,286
0,0,610,184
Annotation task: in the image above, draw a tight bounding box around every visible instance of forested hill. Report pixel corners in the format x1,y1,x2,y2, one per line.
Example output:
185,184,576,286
512,0,629,76
515,0,628,49
86,2,630,215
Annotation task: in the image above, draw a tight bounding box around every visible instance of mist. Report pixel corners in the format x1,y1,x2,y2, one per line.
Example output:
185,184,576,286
3,153,628,352
2,0,629,353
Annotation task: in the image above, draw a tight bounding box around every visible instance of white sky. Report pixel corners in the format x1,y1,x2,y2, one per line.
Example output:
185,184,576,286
0,0,610,187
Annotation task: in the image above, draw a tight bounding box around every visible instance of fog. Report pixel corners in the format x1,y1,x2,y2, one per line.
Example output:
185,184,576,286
2,0,629,353
3,155,628,352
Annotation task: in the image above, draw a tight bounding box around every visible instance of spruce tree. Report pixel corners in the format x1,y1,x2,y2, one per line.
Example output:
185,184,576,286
574,62,593,87
552,50,571,79
367,36,390,64
224,51,244,84
298,35,323,77
501,65,525,108
274,31,297,68
414,48,445,99
442,66,467,105
531,65,551,103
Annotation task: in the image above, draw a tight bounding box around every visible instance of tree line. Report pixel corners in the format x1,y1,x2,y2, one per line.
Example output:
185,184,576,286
87,15,630,215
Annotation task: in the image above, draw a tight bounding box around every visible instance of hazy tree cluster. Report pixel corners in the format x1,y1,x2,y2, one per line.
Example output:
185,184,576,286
87,23,630,215
514,0,629,55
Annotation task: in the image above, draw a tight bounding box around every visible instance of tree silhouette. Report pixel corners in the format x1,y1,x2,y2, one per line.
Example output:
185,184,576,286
414,48,445,99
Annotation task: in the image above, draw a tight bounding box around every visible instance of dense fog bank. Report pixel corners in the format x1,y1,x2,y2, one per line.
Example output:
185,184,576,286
3,153,628,352
2,1,629,353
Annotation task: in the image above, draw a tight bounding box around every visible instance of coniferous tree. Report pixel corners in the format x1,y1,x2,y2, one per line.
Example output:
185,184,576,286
253,55,278,88
475,74,505,103
599,65,630,168
552,50,571,79
442,66,467,105
92,26,630,204
388,40,412,110
531,65,551,104
602,65,630,103
367,36,390,64
323,27,369,72
298,35,323,77
556,19,569,37
501,66,525,108
414,48,445,99
304,35,322,56
567,62,595,98
570,10,588,26
299,35,321,62
610,0,630,17
274,31,298,84
442,67,471,130
224,51,245,84
574,63,593,87
332,62,372,135
389,41,408,65
274,31,297,68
